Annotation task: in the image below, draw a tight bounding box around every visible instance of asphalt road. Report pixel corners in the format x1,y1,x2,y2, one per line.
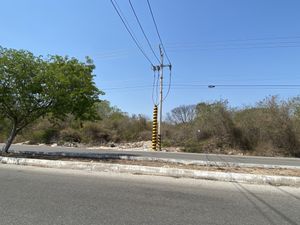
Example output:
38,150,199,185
0,164,299,225
2,144,300,167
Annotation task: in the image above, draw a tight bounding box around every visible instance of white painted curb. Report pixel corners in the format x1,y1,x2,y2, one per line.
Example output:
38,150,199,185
1,156,300,187
12,150,300,170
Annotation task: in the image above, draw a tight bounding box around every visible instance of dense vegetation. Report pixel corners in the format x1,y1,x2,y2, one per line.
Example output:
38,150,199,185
164,96,300,157
0,100,152,147
1,95,300,157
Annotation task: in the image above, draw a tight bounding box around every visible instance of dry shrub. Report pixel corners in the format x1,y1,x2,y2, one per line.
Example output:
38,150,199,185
234,96,300,156
59,128,82,143
164,97,300,157
194,100,241,150
81,122,111,144
16,118,59,144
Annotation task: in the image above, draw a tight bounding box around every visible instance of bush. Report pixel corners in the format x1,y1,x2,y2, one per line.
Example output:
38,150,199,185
60,128,82,143
234,96,300,156
16,118,60,144
164,97,300,157
81,122,111,144
194,100,240,149
27,128,59,144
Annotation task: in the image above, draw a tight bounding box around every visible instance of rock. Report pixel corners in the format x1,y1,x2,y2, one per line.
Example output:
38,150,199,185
15,142,24,145
62,142,78,148
142,141,152,149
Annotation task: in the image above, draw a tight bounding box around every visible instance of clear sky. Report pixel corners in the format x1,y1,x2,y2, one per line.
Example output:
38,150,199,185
1,0,300,117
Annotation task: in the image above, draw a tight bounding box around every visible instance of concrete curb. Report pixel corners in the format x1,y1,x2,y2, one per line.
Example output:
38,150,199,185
1,156,300,187
12,150,300,170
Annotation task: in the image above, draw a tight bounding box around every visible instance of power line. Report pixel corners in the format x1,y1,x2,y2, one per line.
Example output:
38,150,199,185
128,0,160,64
78,38,300,58
150,70,160,105
167,44,300,52
166,36,300,48
102,85,151,91
172,84,300,88
203,35,300,43
146,0,172,64
102,84,300,91
163,68,172,102
151,70,159,105
145,0,173,135
110,0,155,66
166,36,300,52
167,41,300,50
207,84,300,87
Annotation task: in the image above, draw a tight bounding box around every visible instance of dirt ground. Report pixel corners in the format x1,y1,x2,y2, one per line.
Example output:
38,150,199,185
1,152,299,177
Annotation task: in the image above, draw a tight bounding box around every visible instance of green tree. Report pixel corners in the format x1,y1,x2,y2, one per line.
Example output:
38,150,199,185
95,100,122,120
0,47,102,153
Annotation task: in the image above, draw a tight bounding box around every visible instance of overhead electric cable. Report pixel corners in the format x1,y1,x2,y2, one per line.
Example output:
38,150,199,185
167,41,300,50
146,0,172,64
102,85,151,91
198,35,300,44
177,84,300,87
152,70,159,105
110,0,155,66
163,68,172,102
128,0,160,64
155,70,160,104
167,36,300,48
102,84,300,91
167,45,300,52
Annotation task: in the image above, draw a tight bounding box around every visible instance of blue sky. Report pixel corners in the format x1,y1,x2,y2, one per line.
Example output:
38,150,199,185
1,0,300,117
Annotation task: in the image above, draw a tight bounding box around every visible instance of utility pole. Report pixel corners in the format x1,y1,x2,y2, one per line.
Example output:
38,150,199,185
151,45,171,151
155,45,171,151
157,45,164,150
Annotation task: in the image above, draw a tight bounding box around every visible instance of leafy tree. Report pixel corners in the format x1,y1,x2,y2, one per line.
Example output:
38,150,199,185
0,47,102,153
95,100,122,120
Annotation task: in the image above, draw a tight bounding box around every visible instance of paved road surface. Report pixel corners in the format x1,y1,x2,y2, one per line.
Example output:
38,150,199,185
0,164,299,225
2,144,300,167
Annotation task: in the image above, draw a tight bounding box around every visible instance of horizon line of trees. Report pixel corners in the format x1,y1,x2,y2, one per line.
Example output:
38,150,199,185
164,95,300,157
1,95,300,157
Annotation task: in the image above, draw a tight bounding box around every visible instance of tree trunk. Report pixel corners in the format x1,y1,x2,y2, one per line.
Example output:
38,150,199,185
1,122,17,154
